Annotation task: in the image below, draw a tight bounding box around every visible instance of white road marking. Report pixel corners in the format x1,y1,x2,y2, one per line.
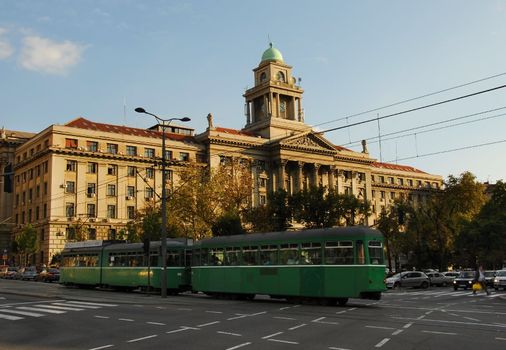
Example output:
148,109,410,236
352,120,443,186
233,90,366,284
336,310,347,314
198,321,220,327
225,342,251,350
127,334,158,343
403,323,413,329
347,308,357,311
288,323,307,330
312,317,326,322
374,338,390,348
464,316,480,322
0,313,23,320
268,339,299,345
118,318,134,322
496,337,506,341
392,329,403,336
421,330,457,335
262,332,283,339
274,316,296,320
17,306,65,314
146,321,166,326
94,315,109,319
392,316,506,328
365,326,395,330
217,331,242,336
36,304,84,311
206,310,223,314
166,326,199,334
67,301,117,307
0,309,45,317
88,345,114,350
55,302,100,309
279,306,292,310
329,347,352,350
228,315,248,320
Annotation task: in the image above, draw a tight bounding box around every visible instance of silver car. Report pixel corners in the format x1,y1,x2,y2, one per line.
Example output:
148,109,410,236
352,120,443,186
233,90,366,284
385,271,430,289
494,270,506,291
426,272,451,286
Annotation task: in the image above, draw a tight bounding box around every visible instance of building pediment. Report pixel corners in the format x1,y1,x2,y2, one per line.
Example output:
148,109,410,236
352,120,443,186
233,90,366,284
278,132,337,153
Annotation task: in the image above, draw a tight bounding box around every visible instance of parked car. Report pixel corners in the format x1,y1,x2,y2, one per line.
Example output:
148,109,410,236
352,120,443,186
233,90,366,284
36,268,60,282
453,270,475,290
442,271,459,281
426,272,451,286
484,270,496,287
20,266,38,280
2,266,19,279
493,270,506,291
385,271,430,289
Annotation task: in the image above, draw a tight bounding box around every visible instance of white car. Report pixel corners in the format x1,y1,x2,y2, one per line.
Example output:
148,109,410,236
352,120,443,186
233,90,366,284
494,270,506,291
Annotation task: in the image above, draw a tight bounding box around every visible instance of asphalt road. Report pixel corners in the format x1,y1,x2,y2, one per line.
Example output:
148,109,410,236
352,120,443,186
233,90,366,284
0,280,505,350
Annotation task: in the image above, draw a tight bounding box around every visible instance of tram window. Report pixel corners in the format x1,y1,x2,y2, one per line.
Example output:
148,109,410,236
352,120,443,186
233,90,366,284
149,254,158,267
201,249,209,265
300,242,322,264
279,244,298,265
259,245,278,265
356,240,365,264
368,241,384,265
210,248,224,266
242,246,258,265
192,249,201,266
167,250,181,266
185,250,192,267
324,241,354,264
225,247,240,266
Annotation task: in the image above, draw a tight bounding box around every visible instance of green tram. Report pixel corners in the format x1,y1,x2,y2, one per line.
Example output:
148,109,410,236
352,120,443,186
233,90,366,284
191,226,386,305
60,239,191,293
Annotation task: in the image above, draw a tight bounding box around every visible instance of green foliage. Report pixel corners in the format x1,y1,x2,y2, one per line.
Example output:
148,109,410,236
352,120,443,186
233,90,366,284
16,224,37,265
212,210,245,236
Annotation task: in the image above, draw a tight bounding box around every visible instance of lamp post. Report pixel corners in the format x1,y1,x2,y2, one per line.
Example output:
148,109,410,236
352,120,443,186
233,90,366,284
135,107,191,298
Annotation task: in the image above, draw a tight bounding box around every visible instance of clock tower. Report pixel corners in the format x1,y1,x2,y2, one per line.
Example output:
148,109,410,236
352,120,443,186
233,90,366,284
243,43,310,138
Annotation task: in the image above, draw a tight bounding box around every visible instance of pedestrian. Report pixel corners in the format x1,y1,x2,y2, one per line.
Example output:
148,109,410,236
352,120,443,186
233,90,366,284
473,265,490,295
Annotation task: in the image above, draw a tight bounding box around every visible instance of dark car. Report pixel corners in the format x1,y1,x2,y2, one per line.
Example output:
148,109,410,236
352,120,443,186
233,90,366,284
36,268,60,282
453,270,475,290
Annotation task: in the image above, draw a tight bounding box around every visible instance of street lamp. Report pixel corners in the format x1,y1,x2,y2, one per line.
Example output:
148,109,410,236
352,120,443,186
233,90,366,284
135,107,191,298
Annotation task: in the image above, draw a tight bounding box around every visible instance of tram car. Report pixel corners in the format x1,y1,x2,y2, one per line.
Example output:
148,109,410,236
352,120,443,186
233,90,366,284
60,239,191,293
191,226,386,306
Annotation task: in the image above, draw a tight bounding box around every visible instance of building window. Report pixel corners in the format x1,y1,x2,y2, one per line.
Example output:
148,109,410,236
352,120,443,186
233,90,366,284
87,162,97,173
43,204,47,218
146,168,154,179
259,195,266,205
36,185,40,198
28,189,33,201
388,177,394,184
165,150,173,160
88,228,96,240
379,176,385,183
40,229,44,242
107,164,117,175
380,191,385,199
107,184,116,196
65,138,78,149
127,166,136,177
43,161,48,173
86,141,98,152
390,192,395,199
107,205,116,219
108,229,116,240
126,145,137,156
87,204,96,217
107,143,118,154
28,209,32,223
407,179,413,186
87,183,96,195
260,178,267,188
372,190,376,198
66,203,75,217
179,152,189,161
127,206,135,220
164,169,173,181
398,178,404,186
344,186,352,195
145,187,154,199
127,186,136,197
66,160,77,172
144,148,155,158
66,181,75,193
29,168,33,180
44,182,48,195
36,165,40,177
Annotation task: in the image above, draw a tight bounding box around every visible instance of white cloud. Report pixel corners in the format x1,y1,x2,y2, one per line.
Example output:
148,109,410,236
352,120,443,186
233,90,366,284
19,35,85,75
0,28,14,60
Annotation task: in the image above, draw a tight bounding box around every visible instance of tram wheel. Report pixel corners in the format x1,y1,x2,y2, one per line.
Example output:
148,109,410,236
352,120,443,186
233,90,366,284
337,298,348,306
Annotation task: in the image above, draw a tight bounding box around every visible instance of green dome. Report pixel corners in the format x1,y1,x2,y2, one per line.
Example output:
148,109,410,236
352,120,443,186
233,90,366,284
261,43,284,63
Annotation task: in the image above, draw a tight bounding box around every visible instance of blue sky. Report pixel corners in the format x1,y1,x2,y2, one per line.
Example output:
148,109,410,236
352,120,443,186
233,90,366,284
1,0,506,182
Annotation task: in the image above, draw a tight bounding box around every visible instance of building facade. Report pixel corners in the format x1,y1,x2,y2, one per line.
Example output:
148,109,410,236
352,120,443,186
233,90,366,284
6,44,442,265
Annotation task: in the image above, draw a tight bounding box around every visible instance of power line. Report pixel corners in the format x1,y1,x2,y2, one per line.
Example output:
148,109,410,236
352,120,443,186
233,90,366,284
388,139,506,162
313,71,506,128
341,106,506,147
319,84,506,134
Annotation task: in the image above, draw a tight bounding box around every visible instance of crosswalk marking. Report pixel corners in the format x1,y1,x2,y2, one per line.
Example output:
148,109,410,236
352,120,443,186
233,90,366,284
0,314,23,320
53,302,101,309
67,301,117,307
17,306,67,314
34,304,85,311
0,309,45,317
386,290,505,298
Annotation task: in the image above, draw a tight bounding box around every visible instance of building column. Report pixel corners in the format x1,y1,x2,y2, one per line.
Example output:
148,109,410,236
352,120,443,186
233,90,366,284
328,165,336,191
298,98,303,122
297,161,304,192
292,96,296,121
278,159,287,191
313,163,320,187
276,93,280,118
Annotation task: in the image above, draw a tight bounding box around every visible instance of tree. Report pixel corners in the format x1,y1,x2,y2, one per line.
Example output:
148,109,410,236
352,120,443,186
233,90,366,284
16,224,37,266
212,210,245,236
243,189,292,232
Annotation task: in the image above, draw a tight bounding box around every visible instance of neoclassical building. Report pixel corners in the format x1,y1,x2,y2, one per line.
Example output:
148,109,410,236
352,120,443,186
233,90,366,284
6,44,442,265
